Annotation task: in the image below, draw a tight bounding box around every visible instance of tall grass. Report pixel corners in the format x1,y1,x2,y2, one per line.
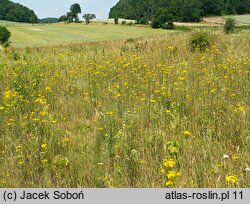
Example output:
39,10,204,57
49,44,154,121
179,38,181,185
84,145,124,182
0,30,249,188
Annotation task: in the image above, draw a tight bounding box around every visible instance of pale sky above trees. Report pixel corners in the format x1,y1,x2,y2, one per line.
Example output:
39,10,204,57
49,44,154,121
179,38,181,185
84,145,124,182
12,0,119,19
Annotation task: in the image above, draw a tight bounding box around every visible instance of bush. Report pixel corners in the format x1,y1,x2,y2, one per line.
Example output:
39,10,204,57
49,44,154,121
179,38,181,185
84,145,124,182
190,31,212,52
151,18,162,29
162,21,175,30
224,18,236,34
114,18,119,25
127,22,133,26
121,21,126,25
0,25,11,47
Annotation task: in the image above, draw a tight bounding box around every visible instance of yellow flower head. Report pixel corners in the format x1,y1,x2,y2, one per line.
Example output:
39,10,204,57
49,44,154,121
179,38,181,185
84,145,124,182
232,156,239,161
165,109,171,113
167,171,181,179
163,158,176,168
18,161,24,166
41,159,48,165
226,175,238,183
166,180,174,187
160,168,166,173
41,144,47,148
182,130,191,137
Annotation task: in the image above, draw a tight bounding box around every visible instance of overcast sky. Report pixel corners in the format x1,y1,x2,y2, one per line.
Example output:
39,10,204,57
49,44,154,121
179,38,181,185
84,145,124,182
12,0,119,19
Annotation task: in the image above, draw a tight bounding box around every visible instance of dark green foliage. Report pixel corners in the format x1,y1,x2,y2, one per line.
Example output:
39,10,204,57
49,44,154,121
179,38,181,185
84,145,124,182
70,3,81,22
0,25,11,47
121,21,127,25
225,0,235,14
0,0,38,23
190,31,212,52
59,15,68,22
109,0,250,24
162,21,175,30
114,17,119,24
39,18,59,24
151,8,173,28
224,18,236,34
83,14,96,24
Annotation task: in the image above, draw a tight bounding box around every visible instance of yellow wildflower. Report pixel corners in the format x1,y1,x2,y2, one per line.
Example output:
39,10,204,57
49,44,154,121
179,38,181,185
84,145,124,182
18,161,24,166
105,111,113,115
232,156,239,161
238,106,244,111
163,158,176,168
167,171,181,179
139,160,145,165
63,137,70,143
182,130,191,137
41,159,48,165
41,144,47,148
165,109,171,113
0,107,5,110
225,175,238,183
166,180,174,187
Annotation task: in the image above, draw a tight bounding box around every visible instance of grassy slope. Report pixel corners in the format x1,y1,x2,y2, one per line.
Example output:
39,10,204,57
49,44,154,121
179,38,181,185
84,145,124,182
229,14,250,24
6,23,169,48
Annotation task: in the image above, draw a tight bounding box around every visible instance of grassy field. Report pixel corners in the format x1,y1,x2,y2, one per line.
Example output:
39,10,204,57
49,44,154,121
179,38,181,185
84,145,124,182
229,14,250,24
2,22,170,48
0,26,249,188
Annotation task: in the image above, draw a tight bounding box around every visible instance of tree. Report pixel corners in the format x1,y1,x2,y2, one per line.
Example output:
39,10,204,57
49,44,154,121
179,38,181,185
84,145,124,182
224,18,236,34
225,0,235,14
59,15,68,22
0,0,38,23
0,25,11,47
83,14,96,24
67,11,75,22
114,17,119,24
69,3,82,22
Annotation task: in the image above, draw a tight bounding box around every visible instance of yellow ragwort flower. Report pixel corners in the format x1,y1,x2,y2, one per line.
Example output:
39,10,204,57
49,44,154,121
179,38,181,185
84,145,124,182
167,171,181,179
226,175,238,183
41,159,48,165
163,158,176,168
182,131,191,137
41,144,47,148
232,156,239,161
165,180,174,187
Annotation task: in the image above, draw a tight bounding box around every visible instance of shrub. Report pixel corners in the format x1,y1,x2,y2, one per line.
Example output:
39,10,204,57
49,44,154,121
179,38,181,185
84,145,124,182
190,31,212,52
162,21,175,30
127,22,133,26
224,18,236,34
121,21,126,25
114,18,119,25
151,18,162,29
0,25,11,47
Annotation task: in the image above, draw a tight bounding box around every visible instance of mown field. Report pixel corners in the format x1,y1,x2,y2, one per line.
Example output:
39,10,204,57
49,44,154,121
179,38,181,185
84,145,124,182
0,22,170,48
229,14,250,24
0,24,249,188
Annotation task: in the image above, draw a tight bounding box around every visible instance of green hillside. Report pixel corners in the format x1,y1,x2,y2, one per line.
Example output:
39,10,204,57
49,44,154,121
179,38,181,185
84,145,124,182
7,23,169,48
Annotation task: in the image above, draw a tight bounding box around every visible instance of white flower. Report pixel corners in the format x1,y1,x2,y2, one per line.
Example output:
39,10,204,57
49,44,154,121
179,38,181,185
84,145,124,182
223,154,230,159
245,167,250,171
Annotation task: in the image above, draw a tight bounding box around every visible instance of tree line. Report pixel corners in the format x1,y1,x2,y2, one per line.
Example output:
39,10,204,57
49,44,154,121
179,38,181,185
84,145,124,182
0,0,38,23
59,3,96,24
109,0,250,24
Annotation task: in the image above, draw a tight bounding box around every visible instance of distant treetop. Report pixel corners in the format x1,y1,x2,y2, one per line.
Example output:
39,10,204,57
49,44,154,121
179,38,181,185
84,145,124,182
0,0,38,23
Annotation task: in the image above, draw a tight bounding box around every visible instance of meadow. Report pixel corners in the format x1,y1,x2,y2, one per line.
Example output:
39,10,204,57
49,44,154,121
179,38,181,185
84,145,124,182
0,22,170,48
0,24,249,188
